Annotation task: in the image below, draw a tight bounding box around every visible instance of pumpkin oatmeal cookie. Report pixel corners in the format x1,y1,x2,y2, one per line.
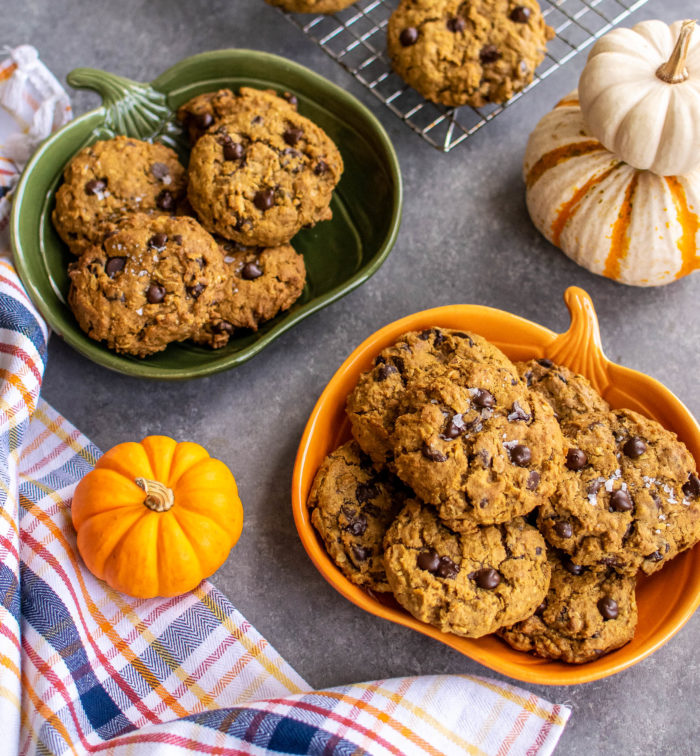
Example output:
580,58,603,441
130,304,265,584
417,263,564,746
387,0,553,107
193,239,306,348
53,136,186,255
308,440,410,592
384,501,550,637
264,0,356,14
186,89,343,247
499,551,638,663
68,214,225,357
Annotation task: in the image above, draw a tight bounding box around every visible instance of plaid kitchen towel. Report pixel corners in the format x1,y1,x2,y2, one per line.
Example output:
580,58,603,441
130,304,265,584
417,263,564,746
0,46,570,755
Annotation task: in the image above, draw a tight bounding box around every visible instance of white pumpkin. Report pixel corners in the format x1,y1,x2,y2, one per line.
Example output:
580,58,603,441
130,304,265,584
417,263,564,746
578,19,700,176
524,92,700,287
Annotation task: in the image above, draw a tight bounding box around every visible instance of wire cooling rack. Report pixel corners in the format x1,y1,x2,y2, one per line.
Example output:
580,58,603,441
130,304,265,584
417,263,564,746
277,0,650,152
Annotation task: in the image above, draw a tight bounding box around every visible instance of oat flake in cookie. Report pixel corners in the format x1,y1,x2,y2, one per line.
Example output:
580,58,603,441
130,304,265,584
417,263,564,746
387,0,554,108
52,136,186,256
307,441,410,592
499,550,638,663
193,239,306,348
187,89,343,247
68,214,225,357
383,501,551,637
176,87,298,145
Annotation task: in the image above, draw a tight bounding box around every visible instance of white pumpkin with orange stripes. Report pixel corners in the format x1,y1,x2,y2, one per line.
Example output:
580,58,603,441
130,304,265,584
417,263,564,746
524,92,699,287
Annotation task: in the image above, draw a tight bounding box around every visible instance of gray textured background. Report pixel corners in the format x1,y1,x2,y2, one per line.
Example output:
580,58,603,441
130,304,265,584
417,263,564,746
6,0,700,753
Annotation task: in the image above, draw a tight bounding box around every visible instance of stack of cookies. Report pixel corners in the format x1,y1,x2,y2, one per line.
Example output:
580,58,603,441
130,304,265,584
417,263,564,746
307,328,700,663
53,87,343,357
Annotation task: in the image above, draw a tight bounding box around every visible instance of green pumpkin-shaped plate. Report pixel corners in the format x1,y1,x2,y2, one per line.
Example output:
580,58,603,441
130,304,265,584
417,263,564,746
10,50,402,379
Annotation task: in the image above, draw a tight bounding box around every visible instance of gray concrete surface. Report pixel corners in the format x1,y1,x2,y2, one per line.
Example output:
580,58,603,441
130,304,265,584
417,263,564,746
5,0,700,753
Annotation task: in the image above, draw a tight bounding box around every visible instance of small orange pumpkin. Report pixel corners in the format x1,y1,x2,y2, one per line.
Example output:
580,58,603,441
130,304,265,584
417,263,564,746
72,436,243,598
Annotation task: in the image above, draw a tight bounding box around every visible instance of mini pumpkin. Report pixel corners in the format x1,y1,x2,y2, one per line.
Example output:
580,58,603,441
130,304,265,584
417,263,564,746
524,92,699,286
72,436,243,598
579,19,700,176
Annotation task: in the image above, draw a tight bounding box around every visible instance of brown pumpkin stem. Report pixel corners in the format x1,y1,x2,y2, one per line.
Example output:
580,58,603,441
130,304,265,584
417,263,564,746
656,19,696,84
135,477,174,512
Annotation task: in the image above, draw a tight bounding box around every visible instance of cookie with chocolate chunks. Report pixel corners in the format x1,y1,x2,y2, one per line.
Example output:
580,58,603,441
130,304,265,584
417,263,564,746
387,0,553,107
193,239,306,348
68,214,225,357
307,440,409,592
499,551,638,663
186,87,343,247
264,0,357,13
384,501,550,637
53,136,186,255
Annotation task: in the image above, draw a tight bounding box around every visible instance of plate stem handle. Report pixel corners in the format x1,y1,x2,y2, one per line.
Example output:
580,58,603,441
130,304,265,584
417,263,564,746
546,287,610,393
66,67,172,141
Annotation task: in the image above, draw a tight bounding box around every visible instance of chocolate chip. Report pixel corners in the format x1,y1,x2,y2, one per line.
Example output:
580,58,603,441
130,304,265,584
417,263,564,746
148,233,167,250
447,16,465,32
473,389,495,409
105,257,126,277
510,444,531,467
345,516,367,536
253,188,275,211
282,91,298,106
433,329,446,346
562,556,584,576
535,599,547,616
554,520,573,539
151,162,170,180
480,45,502,64
646,550,664,562
682,473,700,499
223,141,245,161
418,330,432,340
241,262,263,280
351,545,371,562
399,27,418,46
436,556,459,579
375,363,398,381
442,413,467,439
527,470,540,490
422,443,447,463
146,283,165,304
417,549,440,572
187,283,206,299
622,436,647,458
195,112,214,130
156,190,175,211
507,401,530,422
509,5,531,23
251,115,264,126
610,489,633,512
537,358,553,368
355,482,379,503
172,234,183,245
283,127,304,146
453,331,475,346
597,596,619,620
85,178,107,195
213,320,234,335
535,546,542,555
314,160,329,175
566,448,588,471
474,567,501,589
588,478,604,496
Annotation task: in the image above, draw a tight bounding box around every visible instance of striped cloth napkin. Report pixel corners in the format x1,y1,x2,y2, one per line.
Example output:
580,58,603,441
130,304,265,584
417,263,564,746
0,46,570,755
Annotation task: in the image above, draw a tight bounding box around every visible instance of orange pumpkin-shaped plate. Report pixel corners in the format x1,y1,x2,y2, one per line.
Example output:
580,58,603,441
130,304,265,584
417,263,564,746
292,287,700,685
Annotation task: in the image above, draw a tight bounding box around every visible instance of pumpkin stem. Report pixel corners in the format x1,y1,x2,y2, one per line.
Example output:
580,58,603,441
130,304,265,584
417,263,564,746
135,477,175,512
656,19,696,84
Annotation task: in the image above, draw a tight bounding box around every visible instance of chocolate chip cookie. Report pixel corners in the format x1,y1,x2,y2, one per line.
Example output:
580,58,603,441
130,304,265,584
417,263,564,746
265,0,357,13
387,0,553,107
68,214,225,357
193,239,306,348
537,406,700,575
384,501,550,637
187,90,343,247
176,87,298,145
347,328,565,530
53,136,186,255
308,441,410,592
499,551,638,663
